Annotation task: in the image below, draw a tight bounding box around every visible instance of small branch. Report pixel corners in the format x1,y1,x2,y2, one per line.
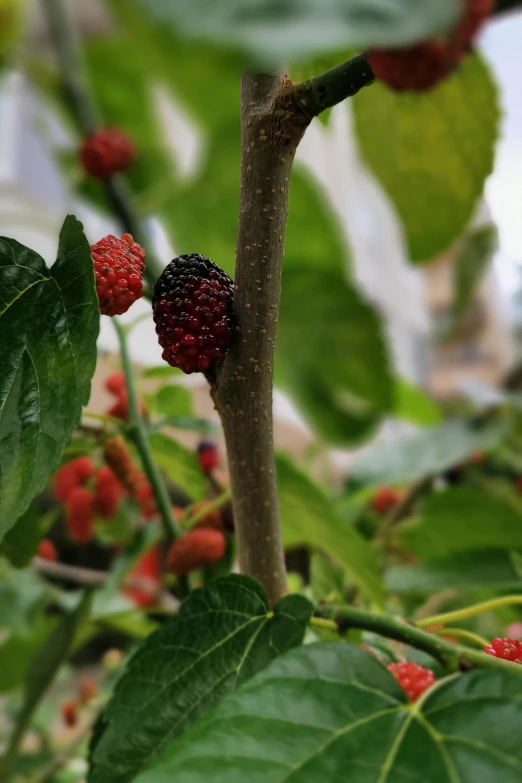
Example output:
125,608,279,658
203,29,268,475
434,627,489,649
290,54,374,119
35,557,107,585
114,318,180,540
418,595,522,629
314,605,522,675
40,0,163,286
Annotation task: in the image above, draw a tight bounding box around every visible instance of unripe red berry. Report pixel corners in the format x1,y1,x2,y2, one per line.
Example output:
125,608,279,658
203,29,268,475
105,370,126,395
167,528,227,575
38,538,58,562
67,487,95,543
153,254,234,374
484,637,522,663
371,486,404,514
123,547,160,607
367,0,494,93
54,456,95,502
95,465,125,519
92,233,146,317
197,439,219,473
81,129,135,178
78,678,98,705
103,436,156,517
61,699,78,728
388,661,436,701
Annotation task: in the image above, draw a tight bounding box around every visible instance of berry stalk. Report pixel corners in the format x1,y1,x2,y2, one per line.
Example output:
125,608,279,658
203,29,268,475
417,595,522,629
113,317,179,540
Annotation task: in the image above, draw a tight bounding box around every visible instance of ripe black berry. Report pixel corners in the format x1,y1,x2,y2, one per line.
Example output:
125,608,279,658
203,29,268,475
152,254,234,374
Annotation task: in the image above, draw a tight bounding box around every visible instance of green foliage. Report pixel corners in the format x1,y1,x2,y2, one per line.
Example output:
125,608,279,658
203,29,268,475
0,566,48,636
88,576,312,783
353,55,500,262
399,485,522,559
277,453,386,605
134,0,461,64
0,618,56,693
149,432,208,499
151,385,194,419
0,505,55,568
350,418,508,485
395,378,442,426
387,550,522,594
0,216,99,541
134,642,522,782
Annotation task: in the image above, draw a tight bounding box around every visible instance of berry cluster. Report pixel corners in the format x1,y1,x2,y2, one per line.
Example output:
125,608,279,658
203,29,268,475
123,546,161,608
92,233,146,317
371,486,405,515
388,661,436,701
104,435,156,518
81,129,135,179
38,538,58,562
484,637,522,663
153,254,234,374
367,0,494,92
54,452,135,543
105,370,147,421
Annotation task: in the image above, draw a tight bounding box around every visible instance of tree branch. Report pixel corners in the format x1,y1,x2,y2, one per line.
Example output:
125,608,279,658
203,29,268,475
210,74,312,607
40,0,163,287
314,605,522,675
290,54,374,118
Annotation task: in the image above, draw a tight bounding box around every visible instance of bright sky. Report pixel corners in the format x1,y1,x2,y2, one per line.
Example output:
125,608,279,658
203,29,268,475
482,12,522,294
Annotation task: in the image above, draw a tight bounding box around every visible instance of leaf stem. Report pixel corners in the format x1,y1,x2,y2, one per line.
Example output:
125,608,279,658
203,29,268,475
113,318,179,539
314,605,522,675
40,0,163,286
418,595,522,628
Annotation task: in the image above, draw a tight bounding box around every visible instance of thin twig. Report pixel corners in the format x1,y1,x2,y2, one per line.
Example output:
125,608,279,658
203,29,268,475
113,318,180,540
418,595,522,629
289,54,374,119
40,0,163,287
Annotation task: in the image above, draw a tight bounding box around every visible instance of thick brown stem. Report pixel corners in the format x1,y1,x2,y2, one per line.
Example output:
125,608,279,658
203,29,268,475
211,74,309,607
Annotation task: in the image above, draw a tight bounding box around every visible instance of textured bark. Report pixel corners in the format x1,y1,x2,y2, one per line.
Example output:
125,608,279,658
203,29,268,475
211,74,310,606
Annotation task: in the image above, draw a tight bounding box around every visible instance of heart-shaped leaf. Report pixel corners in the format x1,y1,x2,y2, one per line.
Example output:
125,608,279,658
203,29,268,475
354,54,499,262
134,642,522,783
0,216,99,540
88,575,313,783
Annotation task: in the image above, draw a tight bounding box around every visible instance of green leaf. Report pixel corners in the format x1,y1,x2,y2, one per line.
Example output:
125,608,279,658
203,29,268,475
395,378,442,426
149,432,207,499
0,567,48,636
277,453,386,606
142,366,183,379
448,224,497,334
0,215,99,540
135,0,461,64
350,418,508,486
0,619,56,693
387,550,522,594
399,486,522,559
277,170,393,444
1,506,56,568
153,385,194,418
134,642,522,783
88,575,313,783
353,54,500,262
310,552,346,603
